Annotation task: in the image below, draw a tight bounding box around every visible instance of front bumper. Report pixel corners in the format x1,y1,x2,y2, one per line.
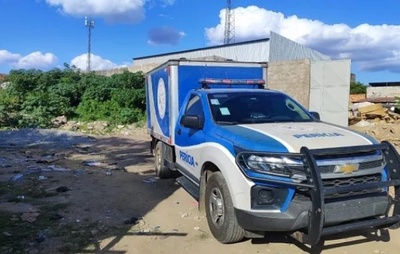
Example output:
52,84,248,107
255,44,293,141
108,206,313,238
237,141,400,246
236,194,390,232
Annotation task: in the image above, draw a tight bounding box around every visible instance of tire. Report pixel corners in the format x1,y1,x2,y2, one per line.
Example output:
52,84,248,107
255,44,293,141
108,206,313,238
205,171,245,243
154,141,173,179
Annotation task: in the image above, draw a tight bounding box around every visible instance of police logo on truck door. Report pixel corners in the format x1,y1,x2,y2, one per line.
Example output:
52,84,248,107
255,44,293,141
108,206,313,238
157,78,166,119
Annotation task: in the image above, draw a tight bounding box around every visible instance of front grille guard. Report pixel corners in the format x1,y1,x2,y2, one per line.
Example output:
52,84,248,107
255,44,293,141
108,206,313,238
294,141,400,246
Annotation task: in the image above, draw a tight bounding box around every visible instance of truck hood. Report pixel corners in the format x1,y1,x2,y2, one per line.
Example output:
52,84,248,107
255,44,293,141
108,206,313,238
216,122,377,153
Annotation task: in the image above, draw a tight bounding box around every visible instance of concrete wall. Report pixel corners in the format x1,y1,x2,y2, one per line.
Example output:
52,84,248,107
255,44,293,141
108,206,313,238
267,59,311,108
95,63,159,76
367,86,400,98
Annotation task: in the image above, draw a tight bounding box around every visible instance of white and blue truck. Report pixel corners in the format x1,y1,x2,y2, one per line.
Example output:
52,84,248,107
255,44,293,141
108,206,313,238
145,59,400,248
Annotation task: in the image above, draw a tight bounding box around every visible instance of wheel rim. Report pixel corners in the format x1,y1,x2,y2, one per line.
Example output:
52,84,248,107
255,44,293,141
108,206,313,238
209,187,225,227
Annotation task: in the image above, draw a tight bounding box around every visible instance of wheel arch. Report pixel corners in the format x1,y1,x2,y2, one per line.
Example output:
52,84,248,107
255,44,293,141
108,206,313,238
198,145,252,212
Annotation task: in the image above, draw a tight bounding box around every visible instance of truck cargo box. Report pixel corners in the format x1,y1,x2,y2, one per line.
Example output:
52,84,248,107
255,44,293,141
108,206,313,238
145,59,267,145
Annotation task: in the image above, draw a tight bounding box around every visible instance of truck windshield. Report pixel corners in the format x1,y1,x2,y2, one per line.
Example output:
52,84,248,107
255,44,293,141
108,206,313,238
208,92,314,125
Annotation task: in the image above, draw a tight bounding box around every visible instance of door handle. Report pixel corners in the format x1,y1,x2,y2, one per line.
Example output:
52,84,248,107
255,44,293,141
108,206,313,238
177,129,181,135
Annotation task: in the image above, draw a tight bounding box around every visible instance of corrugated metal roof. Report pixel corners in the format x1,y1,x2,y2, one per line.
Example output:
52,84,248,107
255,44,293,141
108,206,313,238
133,38,270,60
369,82,400,87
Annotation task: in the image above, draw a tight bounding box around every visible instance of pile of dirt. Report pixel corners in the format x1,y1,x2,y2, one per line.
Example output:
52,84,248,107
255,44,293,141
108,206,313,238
349,120,400,150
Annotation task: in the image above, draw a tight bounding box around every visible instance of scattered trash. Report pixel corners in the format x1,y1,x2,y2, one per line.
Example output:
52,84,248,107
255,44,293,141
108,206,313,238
3,231,12,237
26,166,42,174
193,226,200,231
10,173,23,182
73,169,85,178
0,158,12,167
194,216,205,221
21,212,40,223
38,175,48,181
36,154,59,164
181,213,189,219
174,201,180,205
105,170,112,176
142,177,159,184
74,146,92,154
48,165,70,172
55,186,69,193
82,160,102,167
90,229,99,236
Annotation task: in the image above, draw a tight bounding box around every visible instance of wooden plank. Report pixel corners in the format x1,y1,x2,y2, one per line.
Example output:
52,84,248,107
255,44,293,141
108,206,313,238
358,104,383,114
364,108,387,116
388,111,400,119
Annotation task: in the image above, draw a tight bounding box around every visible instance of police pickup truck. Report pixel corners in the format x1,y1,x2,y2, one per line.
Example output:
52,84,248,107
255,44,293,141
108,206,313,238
145,59,400,247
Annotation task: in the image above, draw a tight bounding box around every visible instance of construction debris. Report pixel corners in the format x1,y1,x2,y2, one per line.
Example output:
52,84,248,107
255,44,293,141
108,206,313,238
349,102,400,125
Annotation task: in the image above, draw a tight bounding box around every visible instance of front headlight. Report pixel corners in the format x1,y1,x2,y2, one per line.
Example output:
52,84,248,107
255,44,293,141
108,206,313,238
237,152,306,182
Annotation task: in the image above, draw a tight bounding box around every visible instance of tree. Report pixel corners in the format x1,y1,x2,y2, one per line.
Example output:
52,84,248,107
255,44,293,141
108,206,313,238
0,66,146,128
350,81,367,94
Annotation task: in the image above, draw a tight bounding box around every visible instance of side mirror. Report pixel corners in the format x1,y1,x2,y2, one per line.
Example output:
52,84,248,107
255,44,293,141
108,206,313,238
180,115,204,129
310,111,320,120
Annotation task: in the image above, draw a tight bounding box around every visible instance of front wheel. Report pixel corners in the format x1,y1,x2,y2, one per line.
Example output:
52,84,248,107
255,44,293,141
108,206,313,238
205,171,245,243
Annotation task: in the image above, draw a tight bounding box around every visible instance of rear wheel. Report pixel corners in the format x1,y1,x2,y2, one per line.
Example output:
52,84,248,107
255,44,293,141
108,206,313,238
205,171,245,243
154,141,173,178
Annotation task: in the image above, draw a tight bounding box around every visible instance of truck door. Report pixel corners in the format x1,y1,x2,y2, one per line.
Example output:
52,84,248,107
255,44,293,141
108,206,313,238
174,93,206,182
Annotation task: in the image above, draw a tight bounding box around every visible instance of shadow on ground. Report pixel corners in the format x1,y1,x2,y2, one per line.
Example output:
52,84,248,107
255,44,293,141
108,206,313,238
0,129,184,253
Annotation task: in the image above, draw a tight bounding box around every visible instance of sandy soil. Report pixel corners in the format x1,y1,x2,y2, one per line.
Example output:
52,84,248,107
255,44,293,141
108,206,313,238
0,122,400,254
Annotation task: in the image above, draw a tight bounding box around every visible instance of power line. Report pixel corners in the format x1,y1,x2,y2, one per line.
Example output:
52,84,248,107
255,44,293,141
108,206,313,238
85,16,95,72
224,0,235,44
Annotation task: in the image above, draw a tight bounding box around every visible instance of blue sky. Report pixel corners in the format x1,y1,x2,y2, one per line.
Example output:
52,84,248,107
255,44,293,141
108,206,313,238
1,0,400,84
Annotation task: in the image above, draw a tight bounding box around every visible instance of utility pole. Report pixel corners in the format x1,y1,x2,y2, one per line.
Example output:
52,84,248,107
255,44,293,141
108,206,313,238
85,16,95,72
224,0,235,44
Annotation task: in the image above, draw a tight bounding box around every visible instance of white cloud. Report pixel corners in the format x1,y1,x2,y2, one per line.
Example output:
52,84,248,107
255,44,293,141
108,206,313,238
0,50,57,70
0,50,21,64
45,0,146,23
205,6,400,73
70,53,119,71
13,52,58,69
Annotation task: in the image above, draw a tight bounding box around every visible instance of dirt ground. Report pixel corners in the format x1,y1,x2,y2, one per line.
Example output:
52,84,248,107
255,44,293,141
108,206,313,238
0,121,400,254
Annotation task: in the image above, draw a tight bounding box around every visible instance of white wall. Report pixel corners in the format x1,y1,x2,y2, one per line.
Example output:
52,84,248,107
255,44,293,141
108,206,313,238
309,59,351,127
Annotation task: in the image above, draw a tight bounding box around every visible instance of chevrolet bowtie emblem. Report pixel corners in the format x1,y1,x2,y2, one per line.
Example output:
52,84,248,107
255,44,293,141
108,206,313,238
334,164,359,174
